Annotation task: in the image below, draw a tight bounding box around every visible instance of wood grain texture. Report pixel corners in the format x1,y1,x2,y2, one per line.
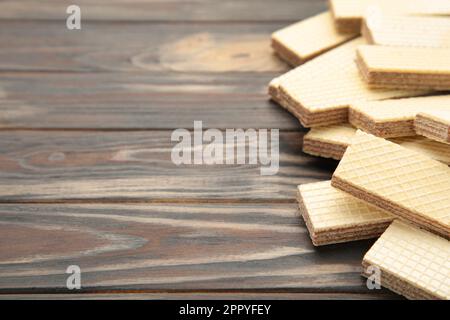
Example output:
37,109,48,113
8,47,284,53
0,21,290,73
0,292,400,300
0,203,392,295
0,0,326,22
0,72,298,130
0,131,336,202
0,0,394,299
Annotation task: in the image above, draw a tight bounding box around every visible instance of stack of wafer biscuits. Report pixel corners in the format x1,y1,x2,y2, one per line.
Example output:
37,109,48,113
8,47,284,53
269,0,450,299
303,124,450,164
270,38,425,127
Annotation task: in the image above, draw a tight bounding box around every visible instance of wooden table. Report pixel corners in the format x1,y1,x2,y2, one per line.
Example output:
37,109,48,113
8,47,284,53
0,0,397,299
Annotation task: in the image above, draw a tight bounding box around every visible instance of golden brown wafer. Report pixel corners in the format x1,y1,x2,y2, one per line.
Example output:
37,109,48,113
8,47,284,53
362,220,449,300
362,15,450,48
356,45,450,91
268,77,282,104
298,180,392,246
415,110,450,144
270,38,427,127
303,124,450,165
303,125,357,160
390,136,450,165
349,95,450,138
271,11,357,66
330,0,450,33
332,130,450,239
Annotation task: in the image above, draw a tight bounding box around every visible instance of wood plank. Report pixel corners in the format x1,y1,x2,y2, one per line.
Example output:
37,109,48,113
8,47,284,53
0,131,336,202
0,21,302,129
0,292,400,300
0,0,326,22
0,203,389,294
0,21,290,73
0,72,298,130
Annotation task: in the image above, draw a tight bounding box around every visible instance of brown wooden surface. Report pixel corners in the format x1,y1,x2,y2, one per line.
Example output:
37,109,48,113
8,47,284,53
0,203,373,291
0,0,324,22
0,0,398,299
0,292,399,300
0,72,298,129
0,131,335,202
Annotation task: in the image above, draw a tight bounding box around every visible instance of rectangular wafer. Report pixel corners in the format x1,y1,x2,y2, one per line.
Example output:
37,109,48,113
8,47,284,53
303,124,450,165
415,110,450,144
349,95,450,138
303,125,358,160
271,11,357,67
362,220,449,300
331,130,450,239
330,0,450,33
270,38,426,127
356,45,450,91
362,15,450,48
298,180,392,246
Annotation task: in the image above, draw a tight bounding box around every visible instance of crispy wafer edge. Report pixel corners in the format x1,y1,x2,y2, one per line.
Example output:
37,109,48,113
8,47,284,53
348,107,416,138
328,0,362,34
297,185,391,246
269,78,349,127
415,113,450,144
361,261,437,299
304,126,450,165
302,136,347,160
356,47,450,91
271,12,357,67
277,86,349,127
271,39,304,67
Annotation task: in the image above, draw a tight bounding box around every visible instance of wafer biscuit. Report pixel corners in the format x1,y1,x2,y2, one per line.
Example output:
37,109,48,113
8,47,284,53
330,0,450,33
349,95,450,138
362,15,450,48
303,125,357,160
391,136,450,165
268,77,282,104
298,181,392,246
415,110,450,144
356,45,450,90
271,11,357,67
362,220,449,300
332,131,450,239
303,125,450,165
271,38,426,127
